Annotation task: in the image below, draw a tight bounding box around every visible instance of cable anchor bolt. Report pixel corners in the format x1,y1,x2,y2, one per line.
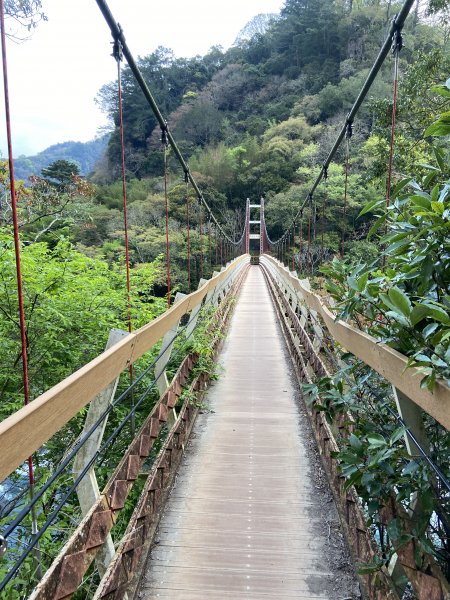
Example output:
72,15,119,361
112,25,124,62
391,17,403,55
345,121,353,139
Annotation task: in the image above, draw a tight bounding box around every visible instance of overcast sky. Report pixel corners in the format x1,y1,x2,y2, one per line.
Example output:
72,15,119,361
0,0,285,157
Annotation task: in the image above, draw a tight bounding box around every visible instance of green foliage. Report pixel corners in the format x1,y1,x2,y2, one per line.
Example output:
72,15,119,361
322,153,450,390
302,360,448,572
0,233,166,597
0,233,164,417
13,137,109,181
41,159,80,187
424,78,450,137
0,160,97,244
1,1,450,594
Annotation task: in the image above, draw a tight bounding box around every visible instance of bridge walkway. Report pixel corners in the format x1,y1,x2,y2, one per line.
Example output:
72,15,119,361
137,265,356,599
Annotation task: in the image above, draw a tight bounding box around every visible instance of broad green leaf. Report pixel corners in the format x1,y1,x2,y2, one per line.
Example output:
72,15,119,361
386,240,410,255
439,183,450,203
416,163,440,172
431,183,440,204
388,287,411,317
431,201,444,214
368,214,387,238
357,272,369,292
414,353,432,363
422,303,450,324
424,171,438,188
409,195,432,210
431,84,450,98
367,433,386,448
347,276,359,292
358,198,384,217
402,460,419,476
411,304,430,325
422,322,439,338
433,146,445,172
344,469,362,491
387,518,401,541
349,433,363,453
424,112,450,137
358,561,383,575
432,355,447,368
390,426,406,445
392,177,412,197
386,310,410,327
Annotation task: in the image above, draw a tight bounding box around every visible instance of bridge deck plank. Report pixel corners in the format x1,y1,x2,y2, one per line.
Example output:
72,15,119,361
137,266,352,599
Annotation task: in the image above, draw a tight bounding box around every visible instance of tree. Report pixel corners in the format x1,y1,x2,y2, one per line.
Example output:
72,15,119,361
234,13,278,46
0,160,95,243
4,0,46,39
41,160,81,188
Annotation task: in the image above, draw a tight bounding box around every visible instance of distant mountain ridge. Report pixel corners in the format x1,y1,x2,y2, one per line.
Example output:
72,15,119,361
13,136,109,181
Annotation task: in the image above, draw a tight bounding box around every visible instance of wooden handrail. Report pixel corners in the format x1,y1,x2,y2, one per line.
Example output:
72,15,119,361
0,255,249,482
261,255,450,431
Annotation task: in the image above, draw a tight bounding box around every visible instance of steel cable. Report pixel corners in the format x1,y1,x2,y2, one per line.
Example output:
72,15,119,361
95,0,246,248
261,0,414,248
0,0,40,568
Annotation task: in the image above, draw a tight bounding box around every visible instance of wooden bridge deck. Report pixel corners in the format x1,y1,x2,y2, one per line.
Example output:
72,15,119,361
137,266,353,599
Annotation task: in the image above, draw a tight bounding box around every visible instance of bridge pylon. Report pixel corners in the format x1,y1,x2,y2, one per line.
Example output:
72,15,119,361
245,197,267,256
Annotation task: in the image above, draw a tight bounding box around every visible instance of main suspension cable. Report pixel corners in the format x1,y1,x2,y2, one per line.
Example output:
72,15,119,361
95,0,245,248
263,0,414,248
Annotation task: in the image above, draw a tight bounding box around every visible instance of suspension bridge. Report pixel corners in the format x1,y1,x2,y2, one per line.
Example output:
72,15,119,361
0,0,449,598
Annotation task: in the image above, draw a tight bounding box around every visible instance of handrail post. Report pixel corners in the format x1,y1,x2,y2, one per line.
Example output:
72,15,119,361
154,292,187,397
185,278,207,339
154,292,187,429
73,328,128,576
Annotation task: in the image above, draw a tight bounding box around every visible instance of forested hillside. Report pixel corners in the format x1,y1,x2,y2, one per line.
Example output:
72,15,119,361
13,136,109,181
1,0,449,398
90,0,449,264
